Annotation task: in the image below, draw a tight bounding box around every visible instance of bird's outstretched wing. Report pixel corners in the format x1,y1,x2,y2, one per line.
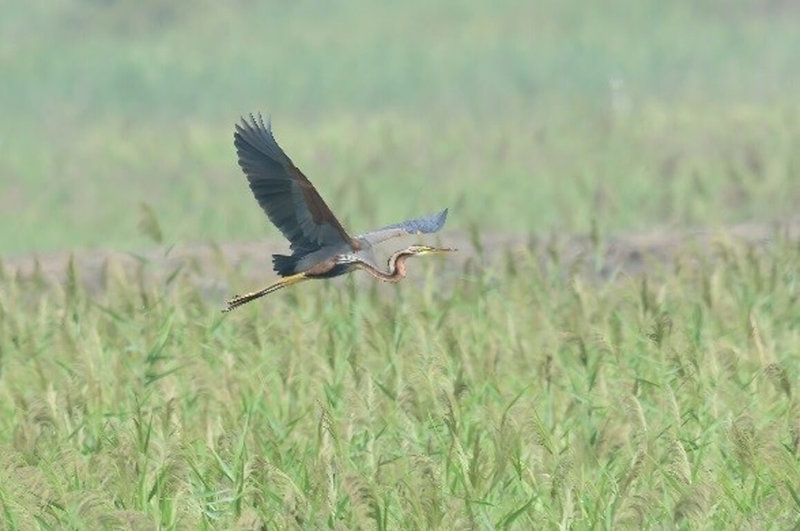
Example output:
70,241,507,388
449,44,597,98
234,114,359,253
358,209,448,246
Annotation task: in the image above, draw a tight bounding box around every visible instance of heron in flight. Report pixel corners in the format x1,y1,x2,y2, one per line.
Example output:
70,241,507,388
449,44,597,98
224,114,454,311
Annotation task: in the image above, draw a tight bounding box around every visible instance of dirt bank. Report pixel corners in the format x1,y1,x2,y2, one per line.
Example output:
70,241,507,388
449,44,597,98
3,218,798,298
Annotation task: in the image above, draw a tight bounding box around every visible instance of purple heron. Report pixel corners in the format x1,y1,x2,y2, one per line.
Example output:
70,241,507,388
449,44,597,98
224,114,454,311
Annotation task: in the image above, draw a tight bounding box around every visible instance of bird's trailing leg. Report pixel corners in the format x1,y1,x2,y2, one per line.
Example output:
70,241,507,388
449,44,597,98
223,272,308,312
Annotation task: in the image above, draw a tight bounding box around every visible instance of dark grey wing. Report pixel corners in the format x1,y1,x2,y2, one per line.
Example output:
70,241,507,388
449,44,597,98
358,209,448,246
234,114,360,253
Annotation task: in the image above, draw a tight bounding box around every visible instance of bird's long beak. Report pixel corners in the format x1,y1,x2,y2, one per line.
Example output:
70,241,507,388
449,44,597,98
431,247,457,254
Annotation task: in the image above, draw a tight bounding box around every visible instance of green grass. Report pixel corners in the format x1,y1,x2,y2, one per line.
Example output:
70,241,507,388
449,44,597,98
1,235,798,528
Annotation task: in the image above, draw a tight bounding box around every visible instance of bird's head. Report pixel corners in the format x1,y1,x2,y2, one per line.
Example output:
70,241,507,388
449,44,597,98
402,245,457,256
334,245,456,267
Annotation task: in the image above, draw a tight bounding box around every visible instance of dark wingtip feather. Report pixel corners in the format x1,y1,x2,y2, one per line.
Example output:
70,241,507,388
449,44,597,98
234,112,290,166
234,112,272,140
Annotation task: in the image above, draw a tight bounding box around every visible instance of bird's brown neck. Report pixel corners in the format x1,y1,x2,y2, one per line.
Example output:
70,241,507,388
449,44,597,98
360,250,413,283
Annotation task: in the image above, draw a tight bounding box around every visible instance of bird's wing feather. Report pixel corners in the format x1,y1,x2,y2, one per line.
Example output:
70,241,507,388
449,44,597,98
234,114,358,253
358,209,448,246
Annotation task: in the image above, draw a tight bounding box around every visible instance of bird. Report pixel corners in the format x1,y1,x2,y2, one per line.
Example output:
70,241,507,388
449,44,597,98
223,114,454,311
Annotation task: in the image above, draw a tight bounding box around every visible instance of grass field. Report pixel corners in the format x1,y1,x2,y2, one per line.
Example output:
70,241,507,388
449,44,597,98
2,233,799,528
2,0,800,528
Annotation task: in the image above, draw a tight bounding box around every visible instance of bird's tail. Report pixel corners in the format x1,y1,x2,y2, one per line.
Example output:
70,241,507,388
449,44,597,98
223,273,308,312
272,254,300,277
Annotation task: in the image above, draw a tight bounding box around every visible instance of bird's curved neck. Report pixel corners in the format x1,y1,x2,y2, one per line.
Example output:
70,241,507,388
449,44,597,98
361,250,411,283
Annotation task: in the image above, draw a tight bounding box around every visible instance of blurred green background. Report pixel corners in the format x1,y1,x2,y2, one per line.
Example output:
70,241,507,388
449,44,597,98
3,0,799,254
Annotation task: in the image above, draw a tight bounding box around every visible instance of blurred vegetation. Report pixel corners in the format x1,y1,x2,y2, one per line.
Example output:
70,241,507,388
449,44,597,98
2,0,799,253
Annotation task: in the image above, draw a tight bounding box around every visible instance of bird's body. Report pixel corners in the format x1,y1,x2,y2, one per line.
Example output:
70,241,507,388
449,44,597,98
224,114,453,311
